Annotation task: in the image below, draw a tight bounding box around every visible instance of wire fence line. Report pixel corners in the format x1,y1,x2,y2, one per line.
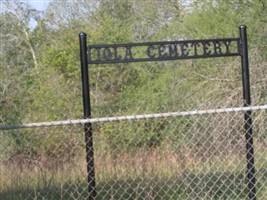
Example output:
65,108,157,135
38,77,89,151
1,105,267,199
1,104,267,130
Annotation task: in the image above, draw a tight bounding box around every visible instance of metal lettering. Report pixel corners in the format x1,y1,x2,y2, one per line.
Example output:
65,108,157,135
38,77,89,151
168,44,178,58
203,42,212,55
158,44,169,58
124,46,133,60
181,43,189,57
88,38,240,64
96,47,101,61
191,42,200,56
103,47,113,60
213,41,222,55
113,46,122,61
223,40,231,54
147,45,156,58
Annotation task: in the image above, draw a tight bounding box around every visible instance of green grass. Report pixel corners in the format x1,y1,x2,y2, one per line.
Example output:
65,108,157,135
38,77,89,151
1,160,267,199
0,174,249,200
1,144,267,200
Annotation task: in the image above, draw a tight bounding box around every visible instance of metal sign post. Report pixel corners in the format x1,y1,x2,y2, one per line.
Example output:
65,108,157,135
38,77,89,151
240,25,256,200
79,32,96,200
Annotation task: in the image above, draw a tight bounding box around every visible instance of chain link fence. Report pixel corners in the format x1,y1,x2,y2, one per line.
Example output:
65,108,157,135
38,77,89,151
1,105,267,199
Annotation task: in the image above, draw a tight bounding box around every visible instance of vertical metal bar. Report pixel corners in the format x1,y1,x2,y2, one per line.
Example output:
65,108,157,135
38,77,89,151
240,25,256,200
79,32,96,200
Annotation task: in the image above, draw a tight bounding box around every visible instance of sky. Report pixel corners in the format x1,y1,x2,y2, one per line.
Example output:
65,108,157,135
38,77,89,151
0,0,51,12
0,0,51,28
28,0,51,28
28,0,50,11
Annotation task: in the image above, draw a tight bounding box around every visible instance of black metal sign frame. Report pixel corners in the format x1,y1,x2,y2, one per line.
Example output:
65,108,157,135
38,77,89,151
87,38,240,64
79,25,256,200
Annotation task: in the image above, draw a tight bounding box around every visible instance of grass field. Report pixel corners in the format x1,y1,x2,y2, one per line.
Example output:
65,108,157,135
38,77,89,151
1,148,267,200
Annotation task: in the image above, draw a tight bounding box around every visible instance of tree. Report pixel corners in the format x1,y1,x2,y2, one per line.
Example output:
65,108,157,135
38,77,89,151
2,1,43,69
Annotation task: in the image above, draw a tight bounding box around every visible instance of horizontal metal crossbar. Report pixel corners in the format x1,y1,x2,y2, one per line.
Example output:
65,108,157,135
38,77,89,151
1,105,266,130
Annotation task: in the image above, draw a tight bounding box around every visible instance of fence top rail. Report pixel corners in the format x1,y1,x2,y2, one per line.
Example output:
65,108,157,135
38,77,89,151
1,105,266,131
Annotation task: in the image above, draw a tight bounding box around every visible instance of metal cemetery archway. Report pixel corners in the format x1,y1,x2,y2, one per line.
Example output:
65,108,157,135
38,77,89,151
79,25,256,200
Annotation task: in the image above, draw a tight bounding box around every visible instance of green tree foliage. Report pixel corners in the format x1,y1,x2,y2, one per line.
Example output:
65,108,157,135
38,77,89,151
183,0,267,57
0,2,40,124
